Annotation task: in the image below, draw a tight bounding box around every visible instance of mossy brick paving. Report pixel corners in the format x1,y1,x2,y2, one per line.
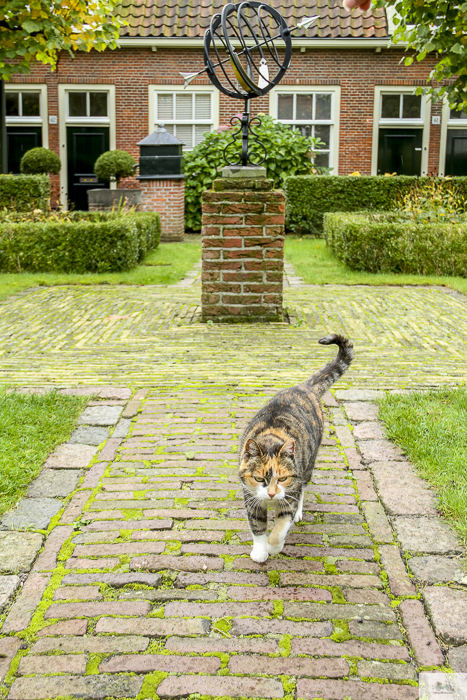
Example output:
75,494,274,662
0,283,465,388
0,276,466,700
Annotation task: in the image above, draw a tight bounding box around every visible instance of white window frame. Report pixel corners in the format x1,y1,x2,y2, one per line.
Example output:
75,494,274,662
58,84,116,207
5,84,48,147
371,86,431,176
148,85,219,151
66,89,110,123
439,99,467,176
268,85,340,174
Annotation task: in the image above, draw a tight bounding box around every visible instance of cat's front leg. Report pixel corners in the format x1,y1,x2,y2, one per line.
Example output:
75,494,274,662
246,502,269,563
294,490,304,523
267,511,294,556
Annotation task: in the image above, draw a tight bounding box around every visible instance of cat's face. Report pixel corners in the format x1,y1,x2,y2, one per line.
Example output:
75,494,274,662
239,438,299,502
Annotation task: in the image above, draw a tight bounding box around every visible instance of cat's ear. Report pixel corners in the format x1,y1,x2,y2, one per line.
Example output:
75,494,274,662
245,439,261,458
279,438,295,458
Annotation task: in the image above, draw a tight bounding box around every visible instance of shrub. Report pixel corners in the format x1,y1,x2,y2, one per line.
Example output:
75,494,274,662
20,148,61,175
0,174,50,212
0,211,160,273
184,115,324,231
284,175,467,237
94,150,136,185
324,210,467,276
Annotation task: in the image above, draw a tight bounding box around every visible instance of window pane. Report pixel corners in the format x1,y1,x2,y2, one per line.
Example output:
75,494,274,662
315,124,330,149
296,94,313,120
402,94,421,119
21,92,40,117
164,124,175,135
69,92,87,117
175,124,193,148
90,92,108,117
278,94,293,120
314,151,329,168
157,94,173,121
194,94,211,120
195,124,211,146
381,94,400,119
315,94,331,120
175,93,192,120
294,124,312,138
450,107,466,119
6,93,19,117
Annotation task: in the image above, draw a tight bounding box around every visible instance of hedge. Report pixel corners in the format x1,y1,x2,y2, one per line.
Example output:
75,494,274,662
0,211,160,273
325,211,467,276
284,175,467,237
0,175,50,212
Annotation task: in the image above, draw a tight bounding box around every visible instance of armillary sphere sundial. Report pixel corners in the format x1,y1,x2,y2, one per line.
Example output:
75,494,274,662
180,2,318,166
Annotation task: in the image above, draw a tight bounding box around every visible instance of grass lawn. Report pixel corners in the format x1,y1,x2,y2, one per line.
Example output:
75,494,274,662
284,238,467,295
379,388,467,546
0,389,89,518
0,240,201,302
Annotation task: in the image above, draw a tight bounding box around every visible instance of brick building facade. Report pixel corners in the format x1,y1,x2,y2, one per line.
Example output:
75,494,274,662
5,0,465,210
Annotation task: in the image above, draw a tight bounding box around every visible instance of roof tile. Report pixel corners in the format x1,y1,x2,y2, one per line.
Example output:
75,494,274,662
117,0,389,39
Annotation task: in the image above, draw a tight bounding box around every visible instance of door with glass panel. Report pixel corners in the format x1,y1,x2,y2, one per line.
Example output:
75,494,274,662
445,107,467,175
66,91,109,210
276,92,333,168
5,91,42,174
155,92,214,149
377,93,423,175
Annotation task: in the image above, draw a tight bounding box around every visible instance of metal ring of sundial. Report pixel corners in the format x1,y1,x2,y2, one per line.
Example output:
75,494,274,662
203,1,292,101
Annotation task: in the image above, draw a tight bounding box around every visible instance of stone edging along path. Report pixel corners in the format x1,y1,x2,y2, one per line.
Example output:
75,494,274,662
0,382,465,700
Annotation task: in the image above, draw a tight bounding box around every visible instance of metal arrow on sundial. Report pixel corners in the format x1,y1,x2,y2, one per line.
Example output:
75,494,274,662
179,15,319,88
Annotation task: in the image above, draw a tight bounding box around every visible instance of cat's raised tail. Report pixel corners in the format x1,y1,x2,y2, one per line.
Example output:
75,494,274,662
307,334,354,397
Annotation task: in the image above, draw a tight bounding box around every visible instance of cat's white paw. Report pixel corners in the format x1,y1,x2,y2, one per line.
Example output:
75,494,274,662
250,546,269,563
294,508,303,523
267,541,284,556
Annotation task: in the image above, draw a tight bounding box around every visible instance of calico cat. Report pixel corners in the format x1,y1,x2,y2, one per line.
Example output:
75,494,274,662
238,334,354,563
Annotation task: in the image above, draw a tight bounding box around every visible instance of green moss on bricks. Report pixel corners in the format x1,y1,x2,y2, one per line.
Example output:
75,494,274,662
330,620,352,643
138,671,168,700
268,571,280,586
212,618,231,636
17,568,65,642
121,508,143,520
273,600,283,617
279,634,292,657
149,606,165,618
85,653,107,675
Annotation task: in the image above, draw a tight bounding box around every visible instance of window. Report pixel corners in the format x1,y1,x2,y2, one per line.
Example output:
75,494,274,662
380,93,422,121
449,106,467,121
6,91,41,118
67,91,108,119
276,92,333,168
154,92,213,149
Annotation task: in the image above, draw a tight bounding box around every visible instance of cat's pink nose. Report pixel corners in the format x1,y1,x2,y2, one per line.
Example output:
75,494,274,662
268,493,274,498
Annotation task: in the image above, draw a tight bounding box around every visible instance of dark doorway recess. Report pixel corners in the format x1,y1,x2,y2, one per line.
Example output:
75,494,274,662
378,128,422,176
67,126,109,210
7,126,42,174
445,130,467,176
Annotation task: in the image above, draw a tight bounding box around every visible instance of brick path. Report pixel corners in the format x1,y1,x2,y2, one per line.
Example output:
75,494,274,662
0,272,466,699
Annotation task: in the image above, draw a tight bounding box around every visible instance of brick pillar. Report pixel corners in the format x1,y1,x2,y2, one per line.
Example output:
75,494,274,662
139,178,185,242
201,167,284,323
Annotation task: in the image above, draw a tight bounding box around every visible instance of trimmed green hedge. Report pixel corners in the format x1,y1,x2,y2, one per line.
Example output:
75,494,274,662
0,175,50,212
0,211,160,273
325,211,467,276
284,175,467,236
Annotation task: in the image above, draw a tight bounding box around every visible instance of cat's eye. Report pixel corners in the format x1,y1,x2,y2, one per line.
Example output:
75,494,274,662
254,476,265,482
278,477,288,482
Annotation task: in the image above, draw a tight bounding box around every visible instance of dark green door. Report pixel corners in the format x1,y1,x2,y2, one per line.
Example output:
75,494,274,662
445,130,467,176
67,126,109,210
7,126,42,174
378,128,423,175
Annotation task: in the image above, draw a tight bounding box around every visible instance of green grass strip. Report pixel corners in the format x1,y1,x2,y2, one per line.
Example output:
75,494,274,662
284,238,467,295
0,241,201,301
0,388,89,517
379,388,467,545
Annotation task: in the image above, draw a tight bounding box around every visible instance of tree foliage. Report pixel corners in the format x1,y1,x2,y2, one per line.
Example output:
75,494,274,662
0,0,124,80
377,0,467,108
184,115,325,231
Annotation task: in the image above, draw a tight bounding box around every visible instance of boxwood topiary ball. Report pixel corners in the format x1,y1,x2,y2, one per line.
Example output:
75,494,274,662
20,147,62,175
94,150,136,185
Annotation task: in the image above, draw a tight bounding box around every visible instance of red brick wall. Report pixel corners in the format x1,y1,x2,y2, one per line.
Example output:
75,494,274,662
9,44,440,205
140,178,185,241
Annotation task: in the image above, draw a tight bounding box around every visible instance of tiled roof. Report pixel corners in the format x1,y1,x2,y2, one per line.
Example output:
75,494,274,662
117,0,389,39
